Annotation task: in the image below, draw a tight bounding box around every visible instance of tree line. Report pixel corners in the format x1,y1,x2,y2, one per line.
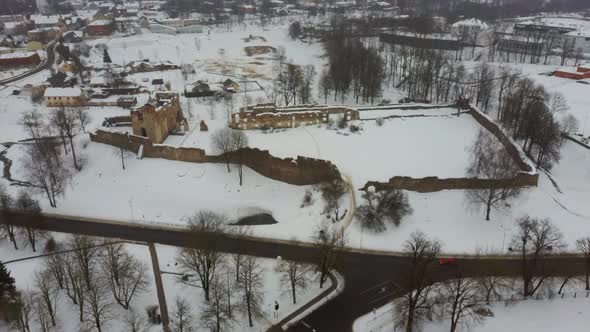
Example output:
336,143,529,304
393,220,590,332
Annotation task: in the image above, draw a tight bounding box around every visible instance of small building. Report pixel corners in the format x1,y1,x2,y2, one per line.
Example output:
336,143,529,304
451,18,489,36
27,41,44,51
185,80,213,97
87,19,114,36
44,87,85,107
553,66,590,80
565,29,590,54
62,30,83,43
0,51,41,68
47,72,77,87
130,92,188,143
114,16,139,33
59,60,78,73
223,79,240,92
237,4,256,15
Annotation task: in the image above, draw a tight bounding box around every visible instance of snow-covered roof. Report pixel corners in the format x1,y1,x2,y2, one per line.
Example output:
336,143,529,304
44,87,82,97
452,18,488,30
0,51,37,59
30,14,63,25
89,19,113,26
565,28,590,38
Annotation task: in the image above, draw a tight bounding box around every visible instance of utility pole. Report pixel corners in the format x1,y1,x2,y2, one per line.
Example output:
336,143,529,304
148,243,171,332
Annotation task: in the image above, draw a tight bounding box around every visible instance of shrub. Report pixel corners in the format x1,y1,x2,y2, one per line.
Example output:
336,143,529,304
349,124,360,133
300,190,314,208
376,117,384,126
356,189,413,233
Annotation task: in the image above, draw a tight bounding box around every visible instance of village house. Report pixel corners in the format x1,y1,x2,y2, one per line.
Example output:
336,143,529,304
230,104,360,130
565,29,590,54
223,79,240,92
44,87,85,107
47,71,77,87
27,41,44,51
553,64,590,80
59,60,79,73
62,30,83,43
130,91,188,143
87,19,114,36
0,51,41,69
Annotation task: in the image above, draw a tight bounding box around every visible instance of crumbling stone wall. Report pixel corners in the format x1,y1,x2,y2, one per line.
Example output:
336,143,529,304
89,130,340,185
363,174,538,193
231,104,360,130
361,105,539,192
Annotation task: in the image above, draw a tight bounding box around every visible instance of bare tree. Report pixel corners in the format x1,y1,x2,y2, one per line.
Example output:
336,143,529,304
275,257,310,304
101,242,150,309
477,276,512,304
177,211,227,301
49,107,82,170
43,244,67,290
211,128,234,173
11,290,35,332
200,278,234,332
21,141,68,208
123,307,147,332
440,273,487,332
510,216,566,297
561,114,579,135
394,231,441,332
84,275,114,332
34,269,58,327
64,251,86,322
318,68,333,104
230,225,251,283
76,107,91,134
238,256,264,327
356,187,413,233
15,191,45,252
466,130,521,221
312,220,345,288
0,183,19,250
67,235,102,288
171,296,194,332
230,130,248,186
576,237,590,290
33,292,54,332
319,178,348,223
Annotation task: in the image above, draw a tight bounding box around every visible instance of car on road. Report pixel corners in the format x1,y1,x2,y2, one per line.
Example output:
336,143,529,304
439,258,458,266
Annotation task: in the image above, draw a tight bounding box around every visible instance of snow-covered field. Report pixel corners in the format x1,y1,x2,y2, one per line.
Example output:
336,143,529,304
353,294,590,332
345,139,590,253
1,237,329,332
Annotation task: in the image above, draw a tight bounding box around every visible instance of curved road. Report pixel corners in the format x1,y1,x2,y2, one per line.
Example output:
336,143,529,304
0,41,56,86
5,213,587,332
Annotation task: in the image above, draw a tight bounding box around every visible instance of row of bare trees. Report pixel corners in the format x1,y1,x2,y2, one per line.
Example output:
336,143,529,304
395,219,590,332
7,235,149,332
17,108,89,208
320,29,383,104
0,184,46,252
175,210,324,330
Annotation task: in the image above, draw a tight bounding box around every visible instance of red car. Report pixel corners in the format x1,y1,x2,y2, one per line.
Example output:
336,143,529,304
439,258,458,266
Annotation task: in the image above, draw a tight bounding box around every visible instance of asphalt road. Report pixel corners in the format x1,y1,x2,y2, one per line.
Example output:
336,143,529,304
0,41,56,86
6,213,587,332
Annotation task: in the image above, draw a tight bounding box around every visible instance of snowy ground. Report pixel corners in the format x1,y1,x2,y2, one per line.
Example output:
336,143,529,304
346,139,590,253
353,294,590,332
0,237,329,332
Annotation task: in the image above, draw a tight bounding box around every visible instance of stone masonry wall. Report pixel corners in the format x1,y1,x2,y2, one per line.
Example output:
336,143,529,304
89,130,340,185
361,105,539,193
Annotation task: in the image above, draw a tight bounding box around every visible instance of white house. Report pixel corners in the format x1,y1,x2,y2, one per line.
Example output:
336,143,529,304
565,29,590,54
